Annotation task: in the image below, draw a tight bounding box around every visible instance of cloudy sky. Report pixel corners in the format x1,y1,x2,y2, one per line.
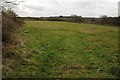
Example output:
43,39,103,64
7,0,120,17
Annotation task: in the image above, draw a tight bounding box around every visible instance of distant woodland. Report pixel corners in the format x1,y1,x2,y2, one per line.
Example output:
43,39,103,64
22,15,120,27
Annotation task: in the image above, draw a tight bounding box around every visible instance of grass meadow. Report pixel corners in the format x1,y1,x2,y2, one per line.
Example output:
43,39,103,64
6,21,119,78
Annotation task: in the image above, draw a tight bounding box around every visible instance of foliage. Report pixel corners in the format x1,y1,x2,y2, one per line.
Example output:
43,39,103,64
2,8,24,77
2,8,24,43
69,15,84,23
23,15,119,27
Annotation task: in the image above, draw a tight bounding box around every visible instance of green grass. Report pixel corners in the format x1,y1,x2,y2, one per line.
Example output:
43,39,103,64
6,21,119,78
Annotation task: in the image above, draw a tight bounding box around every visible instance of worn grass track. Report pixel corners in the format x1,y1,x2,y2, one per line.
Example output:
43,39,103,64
7,21,119,78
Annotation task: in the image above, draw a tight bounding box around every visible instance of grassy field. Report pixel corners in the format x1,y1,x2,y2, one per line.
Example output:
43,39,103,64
5,21,119,78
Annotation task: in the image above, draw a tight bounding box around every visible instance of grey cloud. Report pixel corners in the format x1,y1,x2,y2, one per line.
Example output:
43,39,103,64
73,2,118,17
23,4,45,11
13,0,119,17
117,4,119,17
74,2,117,9
13,5,30,16
50,0,59,4
52,0,119,2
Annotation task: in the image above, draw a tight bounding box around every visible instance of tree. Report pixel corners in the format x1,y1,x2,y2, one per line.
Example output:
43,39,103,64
100,15,108,18
70,14,83,23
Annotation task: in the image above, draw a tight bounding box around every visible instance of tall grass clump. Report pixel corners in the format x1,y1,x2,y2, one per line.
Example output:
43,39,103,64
2,8,24,77
2,9,24,43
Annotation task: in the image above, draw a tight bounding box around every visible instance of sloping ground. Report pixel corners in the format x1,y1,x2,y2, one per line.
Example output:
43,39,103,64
4,21,119,78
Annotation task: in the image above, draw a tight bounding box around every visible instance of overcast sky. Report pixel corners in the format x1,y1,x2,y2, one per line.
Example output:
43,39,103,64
7,0,120,17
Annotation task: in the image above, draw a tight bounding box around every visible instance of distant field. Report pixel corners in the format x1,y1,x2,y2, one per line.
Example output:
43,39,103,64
11,21,119,78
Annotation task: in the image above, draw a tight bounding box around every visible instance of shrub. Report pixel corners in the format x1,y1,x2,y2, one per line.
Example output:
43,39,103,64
2,9,24,43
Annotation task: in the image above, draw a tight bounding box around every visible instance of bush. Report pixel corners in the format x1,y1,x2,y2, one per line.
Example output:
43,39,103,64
2,9,24,43
69,15,84,23
2,9,24,60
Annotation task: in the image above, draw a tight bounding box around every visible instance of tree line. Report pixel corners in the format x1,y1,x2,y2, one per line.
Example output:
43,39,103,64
23,15,120,27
